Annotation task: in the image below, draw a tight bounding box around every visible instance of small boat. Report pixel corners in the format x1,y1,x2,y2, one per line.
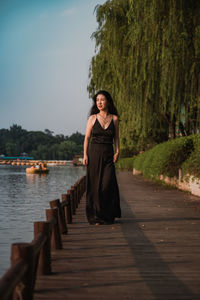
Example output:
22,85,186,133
26,164,49,174
73,154,83,166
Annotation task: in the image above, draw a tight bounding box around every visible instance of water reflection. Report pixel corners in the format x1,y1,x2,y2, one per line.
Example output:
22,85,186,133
0,164,85,277
26,173,48,184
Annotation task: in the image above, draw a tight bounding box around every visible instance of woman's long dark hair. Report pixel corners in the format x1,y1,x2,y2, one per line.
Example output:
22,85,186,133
89,90,119,116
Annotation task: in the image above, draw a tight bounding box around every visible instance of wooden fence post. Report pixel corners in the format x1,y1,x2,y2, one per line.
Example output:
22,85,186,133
11,243,35,300
73,184,78,208
67,190,73,219
78,180,82,202
34,221,51,275
61,193,72,224
76,182,80,204
69,188,76,215
79,179,83,199
46,208,62,250
49,199,68,234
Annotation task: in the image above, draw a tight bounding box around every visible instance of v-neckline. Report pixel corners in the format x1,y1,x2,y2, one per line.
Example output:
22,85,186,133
96,117,113,130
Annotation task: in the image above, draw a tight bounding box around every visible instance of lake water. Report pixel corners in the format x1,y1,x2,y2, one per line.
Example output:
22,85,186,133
0,164,86,277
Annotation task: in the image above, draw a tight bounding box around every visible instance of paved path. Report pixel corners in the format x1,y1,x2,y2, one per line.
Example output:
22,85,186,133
34,172,200,300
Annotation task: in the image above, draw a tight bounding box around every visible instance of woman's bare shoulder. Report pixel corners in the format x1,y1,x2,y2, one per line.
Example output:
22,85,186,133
88,114,96,122
87,114,96,126
89,114,96,120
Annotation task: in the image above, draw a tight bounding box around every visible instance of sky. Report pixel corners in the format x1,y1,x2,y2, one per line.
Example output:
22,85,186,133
0,0,105,136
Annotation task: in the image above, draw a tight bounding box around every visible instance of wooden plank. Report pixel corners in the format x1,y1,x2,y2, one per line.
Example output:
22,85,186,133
34,172,200,299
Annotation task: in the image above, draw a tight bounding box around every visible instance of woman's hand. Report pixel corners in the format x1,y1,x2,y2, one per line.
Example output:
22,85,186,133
82,155,88,166
113,152,119,163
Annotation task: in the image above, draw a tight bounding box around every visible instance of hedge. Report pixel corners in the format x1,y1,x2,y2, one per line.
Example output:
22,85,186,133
116,157,134,171
182,133,200,178
133,135,194,178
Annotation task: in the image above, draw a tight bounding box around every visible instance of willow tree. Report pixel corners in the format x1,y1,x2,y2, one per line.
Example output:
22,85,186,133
88,0,200,153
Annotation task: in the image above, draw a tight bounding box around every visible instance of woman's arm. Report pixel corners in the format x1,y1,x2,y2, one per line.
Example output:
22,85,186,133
83,115,96,165
113,115,119,163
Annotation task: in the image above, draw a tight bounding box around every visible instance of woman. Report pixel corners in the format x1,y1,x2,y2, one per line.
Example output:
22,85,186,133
83,90,121,225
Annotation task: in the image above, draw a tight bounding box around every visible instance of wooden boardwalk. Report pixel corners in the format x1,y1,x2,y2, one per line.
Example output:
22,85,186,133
34,172,200,300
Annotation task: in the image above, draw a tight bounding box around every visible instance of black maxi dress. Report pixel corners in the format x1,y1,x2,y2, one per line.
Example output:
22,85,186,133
86,115,121,224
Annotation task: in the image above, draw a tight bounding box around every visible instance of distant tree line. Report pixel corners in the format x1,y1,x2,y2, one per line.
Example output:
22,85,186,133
88,0,200,154
0,124,84,160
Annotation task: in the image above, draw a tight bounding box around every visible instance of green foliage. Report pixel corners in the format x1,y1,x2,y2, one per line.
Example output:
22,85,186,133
133,136,194,178
182,134,200,177
0,124,84,160
5,142,18,156
120,147,136,158
133,152,146,172
182,151,200,178
68,132,85,145
116,157,134,171
88,0,200,150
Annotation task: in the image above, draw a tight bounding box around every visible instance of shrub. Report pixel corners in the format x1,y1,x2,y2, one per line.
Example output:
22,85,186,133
133,151,146,171
182,134,200,178
133,136,194,178
116,157,134,171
